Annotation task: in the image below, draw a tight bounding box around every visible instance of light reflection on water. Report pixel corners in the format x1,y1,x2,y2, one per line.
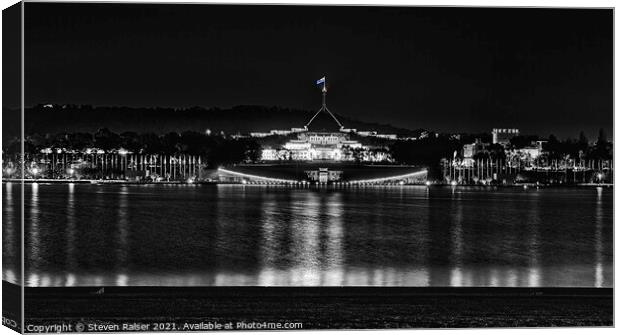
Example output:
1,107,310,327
117,185,129,270
2,182,18,284
2,183,613,287
526,191,540,287
66,184,76,271
595,187,604,288
29,183,40,269
450,189,463,287
11,265,608,287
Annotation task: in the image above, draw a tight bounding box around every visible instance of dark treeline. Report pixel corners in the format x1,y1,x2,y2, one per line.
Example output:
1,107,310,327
543,131,612,160
1,104,424,141
4,128,261,167
390,135,461,166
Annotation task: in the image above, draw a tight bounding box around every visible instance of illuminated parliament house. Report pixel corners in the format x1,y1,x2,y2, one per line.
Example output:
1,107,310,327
260,79,389,162
218,77,426,184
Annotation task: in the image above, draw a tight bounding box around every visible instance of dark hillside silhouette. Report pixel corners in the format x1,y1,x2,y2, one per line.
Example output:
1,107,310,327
5,105,425,140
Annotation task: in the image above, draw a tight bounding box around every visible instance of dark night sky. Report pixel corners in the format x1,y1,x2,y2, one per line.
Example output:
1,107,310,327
20,3,612,139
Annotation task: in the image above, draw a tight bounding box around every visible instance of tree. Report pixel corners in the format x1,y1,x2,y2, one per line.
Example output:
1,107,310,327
596,128,607,146
578,131,588,146
389,135,462,168
576,131,589,158
94,128,121,151
139,133,163,153
161,132,181,155
487,143,506,160
120,132,141,152
244,140,261,163
179,131,208,155
591,128,612,160
542,134,563,159
3,138,21,154
70,132,94,150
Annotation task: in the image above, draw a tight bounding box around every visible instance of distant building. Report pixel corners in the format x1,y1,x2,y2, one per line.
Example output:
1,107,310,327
219,78,428,185
357,131,377,137
255,80,401,162
492,128,520,145
250,132,272,138
535,140,547,148
518,146,542,159
463,139,489,159
231,133,250,139
273,129,365,161
506,140,546,163
259,91,390,161
250,127,310,138
270,129,292,136
462,139,490,166
356,131,398,140
375,134,398,140
306,168,342,183
260,148,278,160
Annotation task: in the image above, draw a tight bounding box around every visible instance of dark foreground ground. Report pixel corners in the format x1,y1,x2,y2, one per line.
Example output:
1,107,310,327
9,283,613,330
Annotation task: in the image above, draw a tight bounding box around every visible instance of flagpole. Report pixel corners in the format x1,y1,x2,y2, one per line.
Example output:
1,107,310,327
306,76,342,130
322,76,327,108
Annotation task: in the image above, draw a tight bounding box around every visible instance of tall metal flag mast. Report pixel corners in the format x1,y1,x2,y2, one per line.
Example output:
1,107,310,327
305,76,344,130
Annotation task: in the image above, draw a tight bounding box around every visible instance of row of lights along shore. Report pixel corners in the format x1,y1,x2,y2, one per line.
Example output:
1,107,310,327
239,180,434,186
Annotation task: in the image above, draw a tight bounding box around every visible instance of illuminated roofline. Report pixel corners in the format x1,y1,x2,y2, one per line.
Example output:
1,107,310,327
219,167,427,184
349,169,428,184
218,167,298,183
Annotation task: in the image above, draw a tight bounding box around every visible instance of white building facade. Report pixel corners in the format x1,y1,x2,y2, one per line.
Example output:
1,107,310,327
261,131,377,161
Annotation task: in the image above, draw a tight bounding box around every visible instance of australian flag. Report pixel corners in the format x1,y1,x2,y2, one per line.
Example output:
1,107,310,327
316,77,326,85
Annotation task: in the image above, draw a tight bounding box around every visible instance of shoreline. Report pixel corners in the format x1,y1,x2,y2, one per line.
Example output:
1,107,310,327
11,283,612,329
1,178,614,188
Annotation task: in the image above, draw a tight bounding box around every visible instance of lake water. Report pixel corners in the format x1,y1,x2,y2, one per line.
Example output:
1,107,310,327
2,183,613,287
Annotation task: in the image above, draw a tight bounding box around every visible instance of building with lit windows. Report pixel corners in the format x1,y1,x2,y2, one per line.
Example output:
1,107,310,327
218,77,426,184
492,128,520,146
260,92,382,162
